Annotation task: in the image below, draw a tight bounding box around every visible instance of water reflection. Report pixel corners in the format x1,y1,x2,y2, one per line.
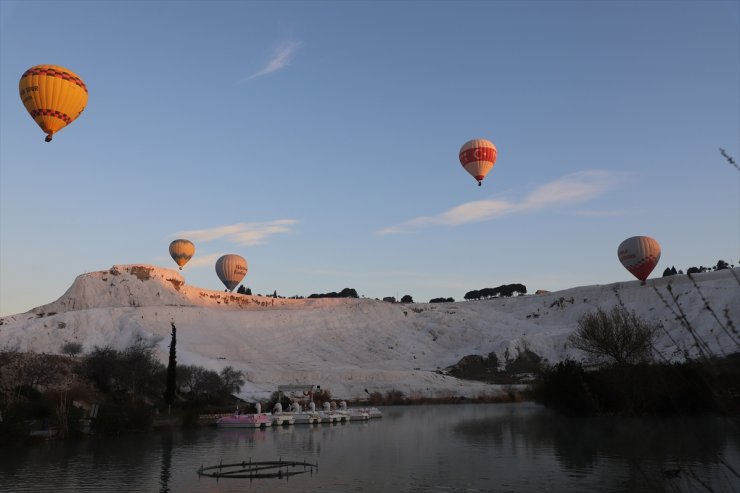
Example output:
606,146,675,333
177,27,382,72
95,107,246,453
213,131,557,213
1,403,738,493
453,404,740,491
159,433,172,493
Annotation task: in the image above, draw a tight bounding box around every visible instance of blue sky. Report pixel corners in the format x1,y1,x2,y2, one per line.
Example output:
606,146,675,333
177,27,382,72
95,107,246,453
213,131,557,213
1,0,738,316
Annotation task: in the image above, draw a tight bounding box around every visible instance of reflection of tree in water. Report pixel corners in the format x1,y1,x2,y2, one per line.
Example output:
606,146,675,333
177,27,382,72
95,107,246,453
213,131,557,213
159,432,172,493
454,405,739,490
454,406,599,471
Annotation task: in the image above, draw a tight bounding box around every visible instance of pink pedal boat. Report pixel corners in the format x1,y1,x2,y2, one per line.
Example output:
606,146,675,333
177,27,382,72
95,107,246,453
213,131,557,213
216,412,272,428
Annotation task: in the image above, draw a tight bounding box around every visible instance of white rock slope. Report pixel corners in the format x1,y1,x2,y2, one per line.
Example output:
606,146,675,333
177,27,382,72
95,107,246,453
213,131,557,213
1,264,738,401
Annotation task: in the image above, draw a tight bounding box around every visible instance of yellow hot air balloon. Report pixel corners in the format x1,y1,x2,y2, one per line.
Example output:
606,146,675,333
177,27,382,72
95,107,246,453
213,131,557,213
215,254,248,292
19,65,88,142
169,239,195,270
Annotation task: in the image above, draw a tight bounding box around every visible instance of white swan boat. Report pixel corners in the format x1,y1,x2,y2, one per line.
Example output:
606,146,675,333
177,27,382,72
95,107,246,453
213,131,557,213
338,401,369,421
357,406,383,419
286,402,321,425
318,401,351,423
271,402,296,426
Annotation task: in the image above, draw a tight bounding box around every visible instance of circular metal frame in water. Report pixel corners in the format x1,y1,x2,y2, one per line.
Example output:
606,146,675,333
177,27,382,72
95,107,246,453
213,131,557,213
197,458,318,481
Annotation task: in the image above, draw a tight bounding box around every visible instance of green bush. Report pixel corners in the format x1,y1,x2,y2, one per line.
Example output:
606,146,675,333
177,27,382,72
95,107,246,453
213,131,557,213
533,357,739,416
368,391,383,405
0,403,32,446
180,402,205,428
93,399,153,434
532,360,598,415
384,390,405,405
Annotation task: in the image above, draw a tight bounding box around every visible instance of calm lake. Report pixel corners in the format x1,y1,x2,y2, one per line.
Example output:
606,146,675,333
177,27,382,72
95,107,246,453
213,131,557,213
1,402,739,492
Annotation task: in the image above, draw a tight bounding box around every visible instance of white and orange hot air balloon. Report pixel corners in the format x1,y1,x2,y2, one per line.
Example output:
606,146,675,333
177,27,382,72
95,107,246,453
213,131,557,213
617,236,661,283
215,254,248,292
459,138,497,186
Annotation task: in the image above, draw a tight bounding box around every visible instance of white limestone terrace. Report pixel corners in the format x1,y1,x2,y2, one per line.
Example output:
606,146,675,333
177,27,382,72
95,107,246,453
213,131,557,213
1,264,738,401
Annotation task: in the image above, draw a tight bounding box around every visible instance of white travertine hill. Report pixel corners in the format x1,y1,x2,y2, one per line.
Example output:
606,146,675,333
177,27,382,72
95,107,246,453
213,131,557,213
1,264,738,401
23,264,353,312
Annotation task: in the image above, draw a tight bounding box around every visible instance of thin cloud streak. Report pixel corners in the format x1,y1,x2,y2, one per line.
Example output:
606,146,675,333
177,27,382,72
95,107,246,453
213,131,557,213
519,171,614,210
243,41,301,81
377,171,624,235
184,252,222,268
572,209,633,217
176,220,298,246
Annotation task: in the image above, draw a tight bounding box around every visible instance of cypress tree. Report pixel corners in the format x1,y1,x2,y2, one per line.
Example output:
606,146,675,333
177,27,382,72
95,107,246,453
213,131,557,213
164,322,177,408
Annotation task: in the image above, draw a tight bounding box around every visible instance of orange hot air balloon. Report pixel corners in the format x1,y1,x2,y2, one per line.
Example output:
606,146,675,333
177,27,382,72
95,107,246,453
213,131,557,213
618,236,661,283
19,65,88,142
459,138,497,186
169,239,195,270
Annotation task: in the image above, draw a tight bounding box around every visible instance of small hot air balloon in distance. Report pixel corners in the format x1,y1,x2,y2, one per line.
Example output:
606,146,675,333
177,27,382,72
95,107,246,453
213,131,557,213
19,65,88,142
618,236,661,283
459,138,497,186
215,254,248,292
169,239,195,270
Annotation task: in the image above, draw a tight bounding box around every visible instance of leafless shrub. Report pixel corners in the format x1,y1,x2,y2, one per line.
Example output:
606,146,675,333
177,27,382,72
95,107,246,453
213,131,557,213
569,305,659,365
649,273,740,360
18,352,65,389
0,344,21,400
719,147,739,172
685,273,740,349
219,366,245,395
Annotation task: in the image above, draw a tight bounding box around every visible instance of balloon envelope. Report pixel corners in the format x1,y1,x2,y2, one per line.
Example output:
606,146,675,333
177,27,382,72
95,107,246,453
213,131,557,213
169,239,195,270
459,138,497,186
19,65,88,142
215,254,248,291
618,236,661,282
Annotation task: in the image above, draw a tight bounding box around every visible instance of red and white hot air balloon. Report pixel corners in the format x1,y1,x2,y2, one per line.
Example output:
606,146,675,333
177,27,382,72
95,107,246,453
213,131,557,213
459,138,497,186
617,236,661,283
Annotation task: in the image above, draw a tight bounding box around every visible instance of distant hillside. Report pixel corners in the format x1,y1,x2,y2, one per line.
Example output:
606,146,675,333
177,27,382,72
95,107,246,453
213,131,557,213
1,264,738,400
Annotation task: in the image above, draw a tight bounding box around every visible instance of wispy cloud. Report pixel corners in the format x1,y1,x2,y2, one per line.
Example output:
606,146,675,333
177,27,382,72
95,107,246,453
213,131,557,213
376,171,624,235
571,209,633,217
184,252,223,268
243,41,301,81
176,219,298,246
